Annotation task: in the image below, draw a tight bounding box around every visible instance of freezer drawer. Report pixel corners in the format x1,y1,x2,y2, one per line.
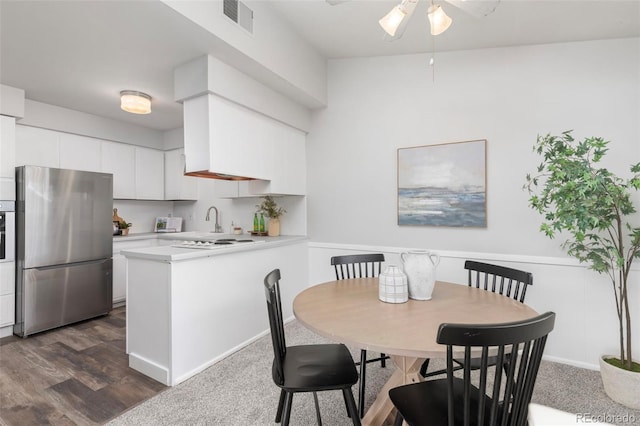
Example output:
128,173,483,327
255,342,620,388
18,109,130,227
14,258,112,337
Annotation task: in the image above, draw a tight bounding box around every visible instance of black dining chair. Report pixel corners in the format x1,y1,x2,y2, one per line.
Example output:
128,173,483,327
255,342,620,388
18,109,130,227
420,260,534,379
263,268,361,426
331,253,390,418
390,311,556,426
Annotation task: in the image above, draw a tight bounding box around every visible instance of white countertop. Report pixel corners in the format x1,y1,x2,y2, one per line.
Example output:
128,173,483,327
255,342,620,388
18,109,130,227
120,233,307,262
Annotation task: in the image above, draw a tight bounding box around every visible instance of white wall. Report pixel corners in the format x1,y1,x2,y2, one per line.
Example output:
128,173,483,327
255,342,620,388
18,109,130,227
306,38,640,369
163,0,327,108
307,38,640,256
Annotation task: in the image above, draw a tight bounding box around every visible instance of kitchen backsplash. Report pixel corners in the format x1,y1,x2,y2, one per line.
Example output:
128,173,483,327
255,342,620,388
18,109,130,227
112,200,175,234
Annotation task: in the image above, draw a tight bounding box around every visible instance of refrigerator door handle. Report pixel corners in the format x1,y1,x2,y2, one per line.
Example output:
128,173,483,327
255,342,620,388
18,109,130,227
33,258,112,271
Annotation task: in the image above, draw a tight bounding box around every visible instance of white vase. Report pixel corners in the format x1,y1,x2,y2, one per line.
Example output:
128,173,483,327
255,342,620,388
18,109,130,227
400,250,440,300
599,355,640,409
378,265,408,304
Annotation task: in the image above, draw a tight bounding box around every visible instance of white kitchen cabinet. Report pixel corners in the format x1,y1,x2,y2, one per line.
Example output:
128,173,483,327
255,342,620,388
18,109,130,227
214,181,255,199
135,147,164,200
101,141,135,199
164,148,197,200
15,125,60,168
0,116,16,178
248,129,306,196
113,237,159,305
112,254,127,304
59,133,101,172
0,116,16,199
0,262,15,328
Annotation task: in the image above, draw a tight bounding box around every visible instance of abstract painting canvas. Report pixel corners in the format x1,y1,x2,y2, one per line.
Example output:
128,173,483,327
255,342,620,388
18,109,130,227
398,139,487,227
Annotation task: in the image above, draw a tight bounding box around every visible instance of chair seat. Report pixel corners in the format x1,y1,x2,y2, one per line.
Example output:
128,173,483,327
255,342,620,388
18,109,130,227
389,378,497,426
275,344,359,392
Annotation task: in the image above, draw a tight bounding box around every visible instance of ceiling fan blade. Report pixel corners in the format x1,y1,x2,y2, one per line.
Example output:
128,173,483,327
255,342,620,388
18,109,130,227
326,0,351,5
444,0,500,18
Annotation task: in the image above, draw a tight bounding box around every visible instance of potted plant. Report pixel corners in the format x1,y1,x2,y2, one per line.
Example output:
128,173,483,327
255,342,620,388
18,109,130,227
257,196,286,237
525,130,640,408
119,220,132,236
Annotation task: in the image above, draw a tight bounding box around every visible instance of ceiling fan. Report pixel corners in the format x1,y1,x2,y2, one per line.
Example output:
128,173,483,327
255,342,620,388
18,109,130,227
326,0,501,40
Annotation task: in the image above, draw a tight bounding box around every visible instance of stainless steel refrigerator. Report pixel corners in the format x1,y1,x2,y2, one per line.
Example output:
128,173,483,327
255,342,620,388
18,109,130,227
14,166,113,337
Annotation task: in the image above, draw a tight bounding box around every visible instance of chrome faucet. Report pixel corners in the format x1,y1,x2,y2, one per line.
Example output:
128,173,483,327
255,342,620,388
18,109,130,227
205,206,223,233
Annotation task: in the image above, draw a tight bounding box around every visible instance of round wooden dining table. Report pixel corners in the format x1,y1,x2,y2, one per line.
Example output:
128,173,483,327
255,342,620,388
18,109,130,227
293,278,539,426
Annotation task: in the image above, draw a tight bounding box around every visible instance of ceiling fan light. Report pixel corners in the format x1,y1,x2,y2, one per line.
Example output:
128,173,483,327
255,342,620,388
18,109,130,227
120,90,152,114
427,4,452,35
379,4,407,37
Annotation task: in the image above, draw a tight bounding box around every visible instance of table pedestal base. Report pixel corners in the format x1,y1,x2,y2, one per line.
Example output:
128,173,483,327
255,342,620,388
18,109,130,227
362,356,425,426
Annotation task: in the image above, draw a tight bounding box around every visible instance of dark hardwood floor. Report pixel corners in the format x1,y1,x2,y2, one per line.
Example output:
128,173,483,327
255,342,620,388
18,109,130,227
0,307,166,425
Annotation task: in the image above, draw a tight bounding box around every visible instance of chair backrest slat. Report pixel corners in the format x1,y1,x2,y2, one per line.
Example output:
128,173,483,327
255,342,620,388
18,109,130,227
331,253,385,281
464,260,533,303
437,312,555,426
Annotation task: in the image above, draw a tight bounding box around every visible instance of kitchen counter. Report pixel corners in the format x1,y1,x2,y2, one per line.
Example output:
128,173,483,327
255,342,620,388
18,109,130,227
124,233,308,386
120,234,307,262
113,232,157,242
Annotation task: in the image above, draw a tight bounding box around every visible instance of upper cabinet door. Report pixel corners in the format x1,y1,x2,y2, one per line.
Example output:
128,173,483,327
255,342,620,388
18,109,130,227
0,116,16,179
101,142,135,199
164,148,197,200
135,147,164,200
15,125,60,169
59,133,101,172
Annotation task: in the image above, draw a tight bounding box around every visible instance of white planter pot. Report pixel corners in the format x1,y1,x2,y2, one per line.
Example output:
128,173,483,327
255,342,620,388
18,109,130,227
267,218,280,237
599,355,640,409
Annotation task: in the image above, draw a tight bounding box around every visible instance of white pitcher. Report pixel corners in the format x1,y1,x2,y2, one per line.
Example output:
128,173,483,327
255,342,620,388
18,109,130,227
400,250,441,300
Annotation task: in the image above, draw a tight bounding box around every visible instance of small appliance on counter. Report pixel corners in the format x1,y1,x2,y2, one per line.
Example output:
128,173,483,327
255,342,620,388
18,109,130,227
154,217,183,233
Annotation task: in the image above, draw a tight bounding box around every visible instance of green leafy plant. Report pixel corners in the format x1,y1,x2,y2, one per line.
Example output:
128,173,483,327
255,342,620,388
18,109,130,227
525,130,640,371
256,196,286,219
119,220,132,229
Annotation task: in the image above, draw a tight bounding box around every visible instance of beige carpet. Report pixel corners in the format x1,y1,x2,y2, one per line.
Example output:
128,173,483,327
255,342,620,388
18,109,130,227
108,321,640,425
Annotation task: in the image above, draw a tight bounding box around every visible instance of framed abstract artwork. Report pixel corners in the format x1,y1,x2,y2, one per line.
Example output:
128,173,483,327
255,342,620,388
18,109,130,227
397,139,487,227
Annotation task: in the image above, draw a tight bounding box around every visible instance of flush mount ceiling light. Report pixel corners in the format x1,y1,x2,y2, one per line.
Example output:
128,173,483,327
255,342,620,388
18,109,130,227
120,90,152,115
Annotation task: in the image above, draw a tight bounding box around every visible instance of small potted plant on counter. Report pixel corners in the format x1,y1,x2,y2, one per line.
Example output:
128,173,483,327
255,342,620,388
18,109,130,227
119,220,133,236
525,130,640,409
257,196,286,237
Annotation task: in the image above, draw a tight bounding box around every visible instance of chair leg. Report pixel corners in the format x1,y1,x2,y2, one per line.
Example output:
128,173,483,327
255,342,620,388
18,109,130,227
419,358,431,377
281,391,293,426
358,350,367,418
313,392,322,426
342,389,351,418
381,352,387,368
275,389,286,423
342,388,361,426
393,411,404,426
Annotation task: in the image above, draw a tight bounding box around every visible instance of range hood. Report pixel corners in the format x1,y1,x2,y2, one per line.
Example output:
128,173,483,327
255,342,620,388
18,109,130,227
175,55,310,187
182,93,272,181
183,170,254,181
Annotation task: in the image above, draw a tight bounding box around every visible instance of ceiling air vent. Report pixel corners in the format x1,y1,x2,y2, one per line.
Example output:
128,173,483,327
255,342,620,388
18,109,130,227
223,0,254,34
